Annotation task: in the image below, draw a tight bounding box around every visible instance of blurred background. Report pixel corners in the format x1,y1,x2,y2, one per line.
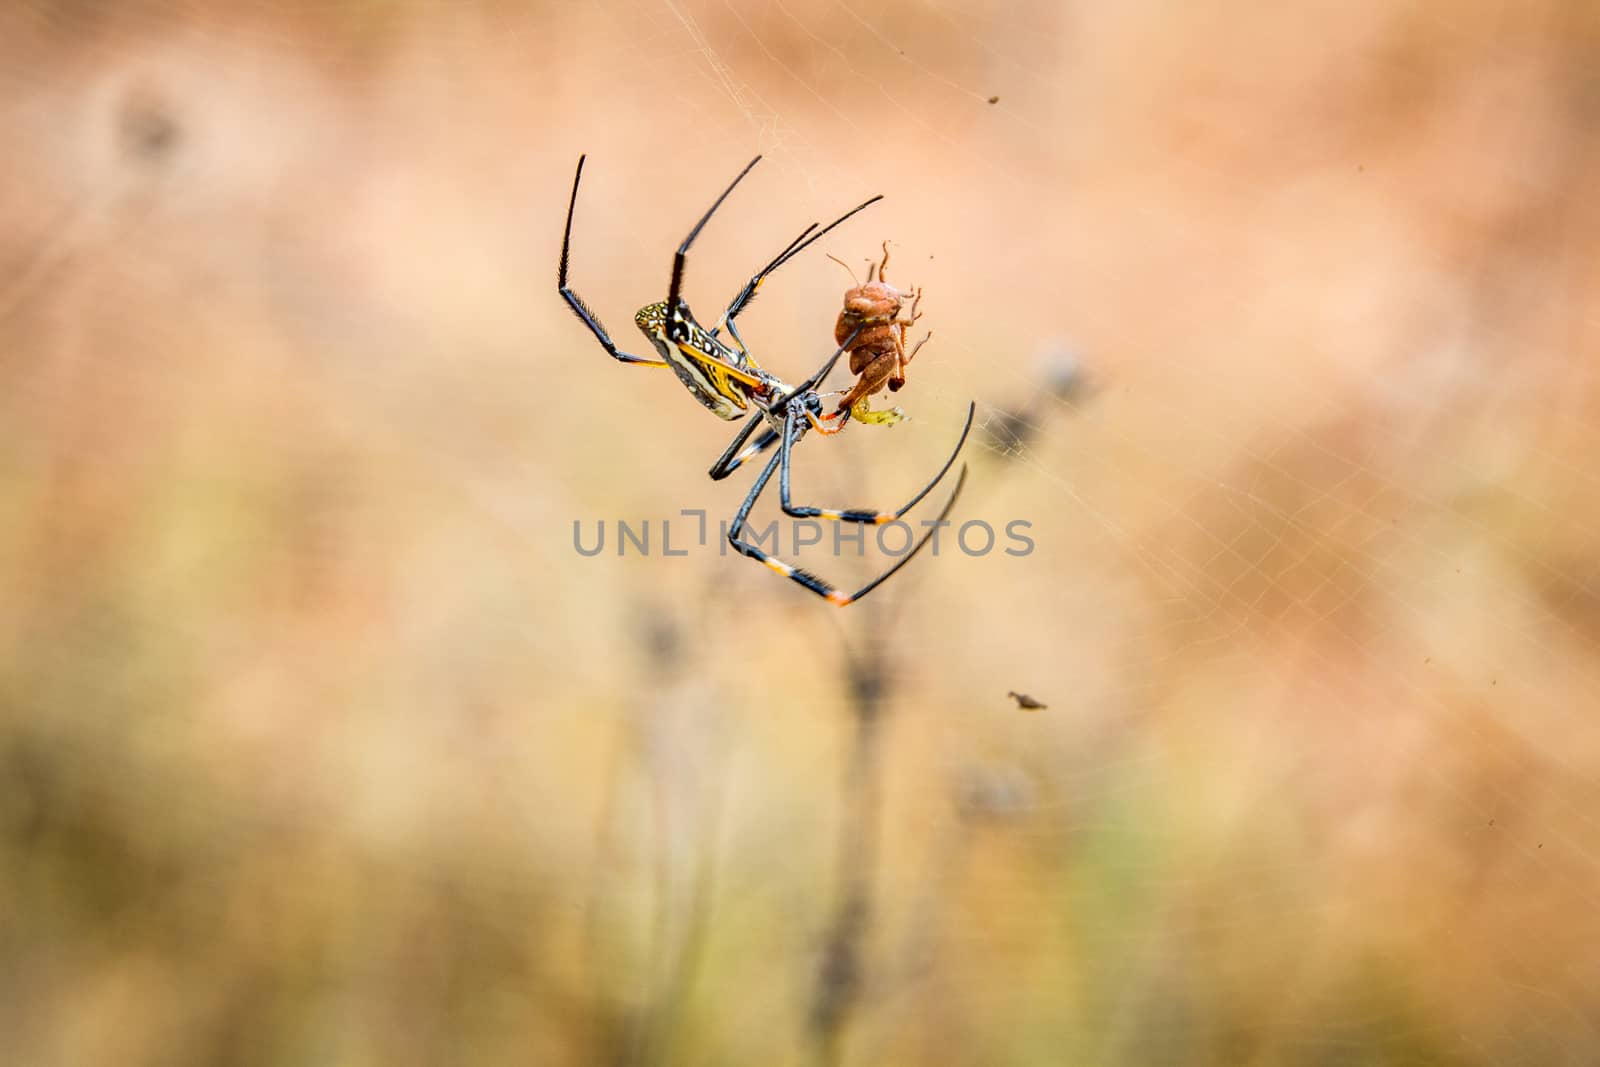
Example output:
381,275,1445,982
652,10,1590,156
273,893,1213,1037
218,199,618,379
3,1,1599,1064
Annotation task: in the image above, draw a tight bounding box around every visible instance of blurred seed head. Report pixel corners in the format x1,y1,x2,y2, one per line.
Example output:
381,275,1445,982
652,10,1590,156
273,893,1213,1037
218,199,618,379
118,84,181,167
956,763,1035,822
980,339,1092,455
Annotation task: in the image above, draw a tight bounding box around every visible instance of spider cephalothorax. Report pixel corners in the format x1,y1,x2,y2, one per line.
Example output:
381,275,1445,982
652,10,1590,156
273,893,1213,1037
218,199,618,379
827,242,932,426
557,154,972,606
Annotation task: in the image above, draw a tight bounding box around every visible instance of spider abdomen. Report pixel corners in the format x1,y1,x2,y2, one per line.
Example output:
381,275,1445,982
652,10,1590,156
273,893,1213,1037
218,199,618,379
633,301,759,421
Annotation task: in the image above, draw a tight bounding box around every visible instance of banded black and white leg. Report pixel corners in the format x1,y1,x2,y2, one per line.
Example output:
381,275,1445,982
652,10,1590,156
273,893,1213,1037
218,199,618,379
780,401,976,523
726,450,970,607
708,412,780,481
724,402,974,607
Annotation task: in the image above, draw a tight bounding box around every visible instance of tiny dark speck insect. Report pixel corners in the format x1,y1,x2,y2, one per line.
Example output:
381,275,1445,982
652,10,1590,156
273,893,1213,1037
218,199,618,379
1007,691,1047,710
987,95,1000,105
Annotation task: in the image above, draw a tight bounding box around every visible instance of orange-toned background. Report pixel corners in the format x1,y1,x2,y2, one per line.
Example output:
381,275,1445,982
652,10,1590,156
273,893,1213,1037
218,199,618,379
3,2,1599,1064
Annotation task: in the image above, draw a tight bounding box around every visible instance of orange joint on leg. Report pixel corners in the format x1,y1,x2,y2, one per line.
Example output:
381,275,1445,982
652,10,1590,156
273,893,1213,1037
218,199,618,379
826,590,852,607
763,558,794,577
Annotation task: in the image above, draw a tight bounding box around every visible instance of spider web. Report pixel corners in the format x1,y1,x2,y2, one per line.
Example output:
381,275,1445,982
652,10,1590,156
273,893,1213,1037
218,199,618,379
1,1,1598,1064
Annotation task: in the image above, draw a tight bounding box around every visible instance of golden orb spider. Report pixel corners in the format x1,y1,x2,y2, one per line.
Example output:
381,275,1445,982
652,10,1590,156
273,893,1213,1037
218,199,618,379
557,155,974,606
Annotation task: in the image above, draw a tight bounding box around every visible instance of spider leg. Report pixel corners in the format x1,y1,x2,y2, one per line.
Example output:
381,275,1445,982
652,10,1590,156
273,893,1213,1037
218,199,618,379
667,156,763,332
708,411,780,481
726,445,970,607
724,429,782,476
780,402,975,522
711,195,884,347
773,324,864,414
557,155,667,367
719,225,820,342
723,318,756,361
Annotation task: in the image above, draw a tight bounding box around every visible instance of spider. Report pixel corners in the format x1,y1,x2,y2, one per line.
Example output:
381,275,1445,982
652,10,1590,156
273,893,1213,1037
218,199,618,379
557,154,974,606
825,240,932,428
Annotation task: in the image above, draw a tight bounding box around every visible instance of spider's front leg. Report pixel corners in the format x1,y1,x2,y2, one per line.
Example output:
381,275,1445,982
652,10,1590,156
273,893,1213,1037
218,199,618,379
711,196,885,356
557,155,667,368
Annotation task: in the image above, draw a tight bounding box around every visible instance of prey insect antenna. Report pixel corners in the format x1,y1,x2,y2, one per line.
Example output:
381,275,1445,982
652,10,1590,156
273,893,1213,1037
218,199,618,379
826,253,863,287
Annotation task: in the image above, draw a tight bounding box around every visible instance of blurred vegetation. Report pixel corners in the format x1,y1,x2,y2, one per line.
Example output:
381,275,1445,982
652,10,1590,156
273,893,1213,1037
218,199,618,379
3,1,1600,1064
